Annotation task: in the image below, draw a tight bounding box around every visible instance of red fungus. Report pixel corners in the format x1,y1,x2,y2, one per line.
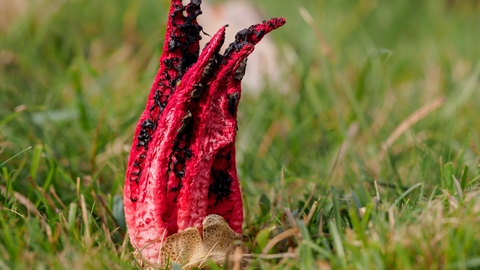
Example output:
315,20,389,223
124,0,285,265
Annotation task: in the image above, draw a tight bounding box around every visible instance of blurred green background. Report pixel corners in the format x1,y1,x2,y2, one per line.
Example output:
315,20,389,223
1,0,480,268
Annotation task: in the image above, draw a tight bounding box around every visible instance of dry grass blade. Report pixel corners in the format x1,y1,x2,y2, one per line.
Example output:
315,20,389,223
102,223,117,254
28,177,58,211
232,246,243,270
468,139,480,157
262,228,300,254
318,209,325,237
442,190,459,209
370,90,395,136
453,176,463,201
284,208,298,229
49,186,67,209
0,185,43,218
378,96,446,162
388,208,395,229
305,201,318,225
80,194,91,247
299,6,335,61
257,121,280,158
374,180,381,208
97,194,125,236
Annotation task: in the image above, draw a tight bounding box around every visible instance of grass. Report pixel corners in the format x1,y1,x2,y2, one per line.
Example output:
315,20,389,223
1,0,480,269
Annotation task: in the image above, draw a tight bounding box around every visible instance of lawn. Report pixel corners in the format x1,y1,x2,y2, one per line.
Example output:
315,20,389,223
1,0,480,269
